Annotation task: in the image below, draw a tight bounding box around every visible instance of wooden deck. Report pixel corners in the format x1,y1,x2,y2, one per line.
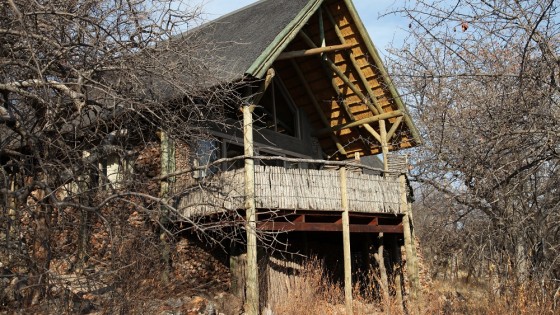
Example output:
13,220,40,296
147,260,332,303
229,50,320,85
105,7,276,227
177,165,403,218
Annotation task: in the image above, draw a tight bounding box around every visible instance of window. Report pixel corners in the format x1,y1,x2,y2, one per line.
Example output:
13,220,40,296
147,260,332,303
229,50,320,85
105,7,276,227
254,76,299,137
223,142,244,171
193,140,220,178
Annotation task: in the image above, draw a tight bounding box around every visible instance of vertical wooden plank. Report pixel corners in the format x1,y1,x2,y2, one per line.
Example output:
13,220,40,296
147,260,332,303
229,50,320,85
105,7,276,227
340,167,353,315
243,104,259,315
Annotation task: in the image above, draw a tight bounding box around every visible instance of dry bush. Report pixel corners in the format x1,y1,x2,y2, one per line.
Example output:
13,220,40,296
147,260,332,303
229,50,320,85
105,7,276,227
417,277,556,315
269,257,344,315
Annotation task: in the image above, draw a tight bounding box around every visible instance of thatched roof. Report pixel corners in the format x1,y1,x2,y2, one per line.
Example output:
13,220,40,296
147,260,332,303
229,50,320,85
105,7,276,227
177,0,422,158
180,0,316,84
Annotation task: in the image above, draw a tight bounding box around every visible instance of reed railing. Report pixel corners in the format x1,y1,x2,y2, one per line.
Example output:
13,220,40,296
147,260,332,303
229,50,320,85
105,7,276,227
177,156,406,218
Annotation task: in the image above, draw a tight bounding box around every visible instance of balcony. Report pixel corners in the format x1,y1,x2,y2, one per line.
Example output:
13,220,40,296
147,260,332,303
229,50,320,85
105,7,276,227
177,158,406,218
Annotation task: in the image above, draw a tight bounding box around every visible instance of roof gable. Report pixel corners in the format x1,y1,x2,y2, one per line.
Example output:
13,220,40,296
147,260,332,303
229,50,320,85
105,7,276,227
184,0,421,158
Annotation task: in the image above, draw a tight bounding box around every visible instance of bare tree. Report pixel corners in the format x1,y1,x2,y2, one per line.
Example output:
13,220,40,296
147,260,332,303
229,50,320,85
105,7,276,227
0,0,244,310
387,0,560,288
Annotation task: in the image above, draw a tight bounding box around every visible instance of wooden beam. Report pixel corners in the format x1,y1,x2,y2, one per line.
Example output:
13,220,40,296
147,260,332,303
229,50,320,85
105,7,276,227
290,59,347,156
324,8,384,114
252,68,275,105
257,221,403,233
319,7,326,48
300,31,379,115
313,110,403,136
386,116,403,140
277,44,355,60
299,31,383,152
295,34,374,153
342,0,422,146
326,78,381,150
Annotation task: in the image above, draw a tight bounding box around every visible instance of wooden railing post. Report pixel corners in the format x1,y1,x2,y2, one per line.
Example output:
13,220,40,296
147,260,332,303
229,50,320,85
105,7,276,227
340,166,353,315
243,103,259,315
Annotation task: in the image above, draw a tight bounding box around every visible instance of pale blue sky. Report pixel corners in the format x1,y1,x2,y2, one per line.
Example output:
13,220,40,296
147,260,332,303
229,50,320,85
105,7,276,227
196,0,407,56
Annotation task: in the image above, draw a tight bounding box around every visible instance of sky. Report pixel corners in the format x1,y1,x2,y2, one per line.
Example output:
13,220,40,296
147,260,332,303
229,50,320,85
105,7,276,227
194,0,408,57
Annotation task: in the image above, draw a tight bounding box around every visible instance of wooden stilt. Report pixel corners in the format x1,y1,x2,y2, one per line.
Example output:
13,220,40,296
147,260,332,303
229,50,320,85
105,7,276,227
243,103,259,315
158,131,173,283
390,235,405,314
340,167,353,315
230,244,247,300
400,174,420,308
374,232,390,309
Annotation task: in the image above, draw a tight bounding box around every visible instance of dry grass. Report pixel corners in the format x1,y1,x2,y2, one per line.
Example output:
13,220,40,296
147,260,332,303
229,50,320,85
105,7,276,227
419,278,557,315
269,257,557,315
267,257,345,315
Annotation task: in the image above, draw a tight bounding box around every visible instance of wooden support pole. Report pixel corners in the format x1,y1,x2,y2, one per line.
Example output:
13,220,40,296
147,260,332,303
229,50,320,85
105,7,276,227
158,131,174,283
379,119,389,173
340,167,353,315
377,119,391,310
408,202,421,294
277,43,354,60
400,172,420,308
230,244,247,300
390,235,405,314
243,103,259,315
253,68,275,105
374,232,390,309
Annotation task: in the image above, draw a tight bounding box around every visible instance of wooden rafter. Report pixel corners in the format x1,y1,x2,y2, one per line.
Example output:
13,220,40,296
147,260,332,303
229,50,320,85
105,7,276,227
277,43,355,60
313,56,375,154
314,110,403,136
324,8,384,115
290,59,348,156
299,30,383,150
329,78,381,151
299,32,380,116
289,18,372,155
